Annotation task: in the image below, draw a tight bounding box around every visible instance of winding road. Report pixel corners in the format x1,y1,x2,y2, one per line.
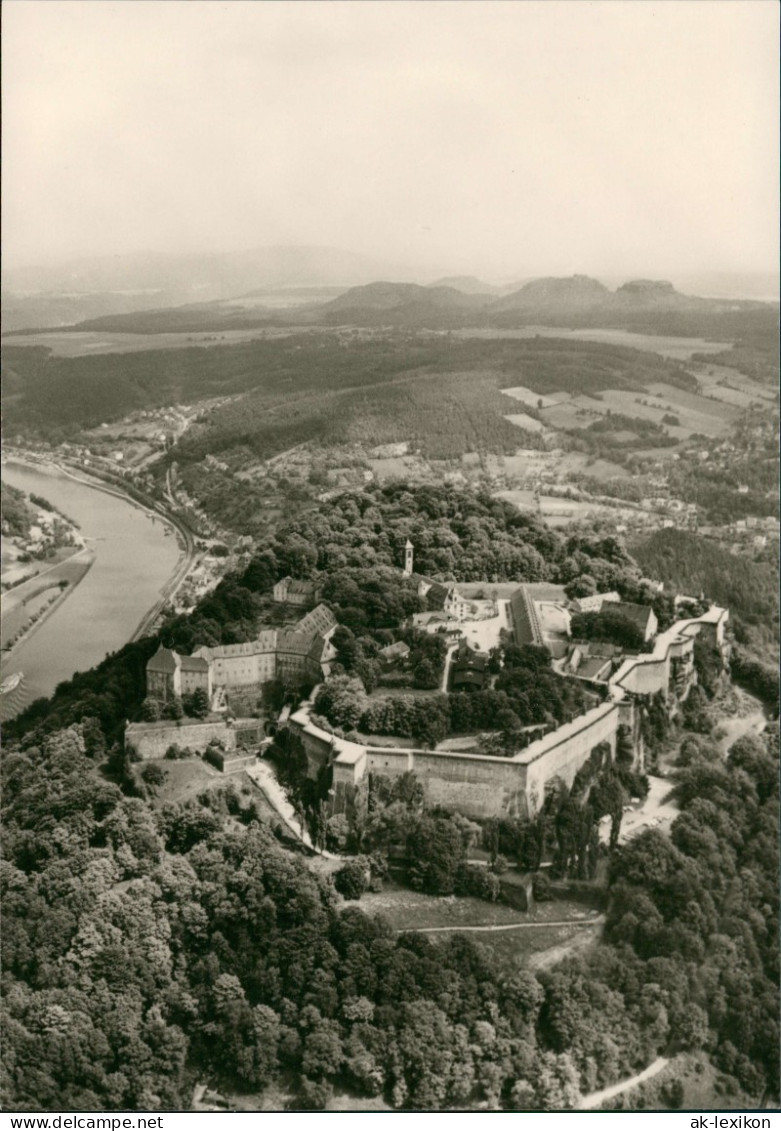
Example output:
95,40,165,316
576,1056,670,1110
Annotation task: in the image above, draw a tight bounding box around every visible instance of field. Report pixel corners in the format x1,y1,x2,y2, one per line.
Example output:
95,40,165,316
534,380,740,441
644,383,740,433
485,450,631,483
495,490,639,528
1,326,315,357
502,385,558,408
356,884,603,974
454,325,730,359
504,412,548,433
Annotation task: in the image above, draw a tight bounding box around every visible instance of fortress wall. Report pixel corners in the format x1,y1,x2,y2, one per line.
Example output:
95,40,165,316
296,724,335,778
125,719,235,760
613,654,670,697
403,750,529,819
523,704,619,811
364,747,414,777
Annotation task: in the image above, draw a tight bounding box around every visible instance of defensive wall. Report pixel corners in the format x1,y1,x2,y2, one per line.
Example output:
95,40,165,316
289,700,624,821
125,717,263,761
286,605,726,820
611,608,728,699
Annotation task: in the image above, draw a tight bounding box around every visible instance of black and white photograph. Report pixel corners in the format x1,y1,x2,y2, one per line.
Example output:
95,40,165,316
1,0,779,1120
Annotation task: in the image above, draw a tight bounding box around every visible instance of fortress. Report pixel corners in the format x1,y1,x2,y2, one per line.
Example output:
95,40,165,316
287,600,729,823
139,539,729,823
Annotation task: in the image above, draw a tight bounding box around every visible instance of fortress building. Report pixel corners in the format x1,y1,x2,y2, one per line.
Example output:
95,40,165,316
146,603,339,707
403,539,468,620
273,577,320,608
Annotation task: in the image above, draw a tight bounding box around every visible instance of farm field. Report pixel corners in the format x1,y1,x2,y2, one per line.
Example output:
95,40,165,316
534,381,740,440
537,401,592,430
643,383,740,434
2,326,312,357
695,383,763,409
487,450,630,483
504,412,547,433
693,362,779,401
502,385,558,408
367,455,421,481
495,490,639,528
454,325,730,359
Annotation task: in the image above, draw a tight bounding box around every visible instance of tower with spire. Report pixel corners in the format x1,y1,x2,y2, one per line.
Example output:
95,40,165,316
403,539,414,578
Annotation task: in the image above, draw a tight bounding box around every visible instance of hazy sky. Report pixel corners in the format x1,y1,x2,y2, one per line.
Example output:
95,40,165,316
3,0,779,279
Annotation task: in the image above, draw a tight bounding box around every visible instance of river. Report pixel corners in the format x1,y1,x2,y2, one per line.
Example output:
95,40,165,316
1,461,182,718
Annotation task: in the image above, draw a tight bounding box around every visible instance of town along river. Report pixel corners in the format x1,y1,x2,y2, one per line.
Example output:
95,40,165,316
1,461,182,720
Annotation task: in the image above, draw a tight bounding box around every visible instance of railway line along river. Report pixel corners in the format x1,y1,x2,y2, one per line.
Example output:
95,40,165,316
1,460,184,720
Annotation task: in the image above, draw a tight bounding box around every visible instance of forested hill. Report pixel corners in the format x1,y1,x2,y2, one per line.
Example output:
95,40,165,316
2,708,778,1108
2,482,779,1110
631,529,778,647
2,333,694,439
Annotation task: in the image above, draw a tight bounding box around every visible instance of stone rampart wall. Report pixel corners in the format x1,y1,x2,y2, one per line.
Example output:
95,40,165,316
125,719,236,760
523,704,619,809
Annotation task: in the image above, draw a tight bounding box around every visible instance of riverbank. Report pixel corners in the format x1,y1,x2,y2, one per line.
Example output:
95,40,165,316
1,547,95,655
5,452,197,637
1,459,187,716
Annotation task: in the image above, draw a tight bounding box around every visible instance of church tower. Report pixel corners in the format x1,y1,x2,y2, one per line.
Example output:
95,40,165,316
403,539,414,578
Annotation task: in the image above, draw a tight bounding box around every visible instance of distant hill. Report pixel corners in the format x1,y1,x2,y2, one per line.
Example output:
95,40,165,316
6,270,777,340
316,281,492,327
426,275,505,295
0,245,415,331
491,274,611,313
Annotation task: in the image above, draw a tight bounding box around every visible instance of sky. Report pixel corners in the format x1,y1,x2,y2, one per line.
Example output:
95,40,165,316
2,0,779,281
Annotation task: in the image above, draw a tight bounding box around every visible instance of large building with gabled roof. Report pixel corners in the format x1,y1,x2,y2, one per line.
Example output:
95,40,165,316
146,604,338,706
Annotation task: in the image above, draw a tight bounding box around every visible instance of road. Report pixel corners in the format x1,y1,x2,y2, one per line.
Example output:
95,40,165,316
441,644,458,692
414,915,605,935
716,708,766,756
245,759,339,859
576,1056,669,1110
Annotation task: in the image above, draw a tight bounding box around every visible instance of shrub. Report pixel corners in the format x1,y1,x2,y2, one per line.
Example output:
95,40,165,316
334,859,368,901
532,872,552,901
140,763,167,788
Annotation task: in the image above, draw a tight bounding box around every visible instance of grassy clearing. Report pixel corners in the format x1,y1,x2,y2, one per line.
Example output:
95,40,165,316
142,759,222,807
358,883,597,932
485,922,598,971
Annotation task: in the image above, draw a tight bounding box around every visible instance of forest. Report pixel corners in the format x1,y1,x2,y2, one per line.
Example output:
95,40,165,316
2,333,696,441
2,714,777,1109
1,482,35,538
631,529,778,653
